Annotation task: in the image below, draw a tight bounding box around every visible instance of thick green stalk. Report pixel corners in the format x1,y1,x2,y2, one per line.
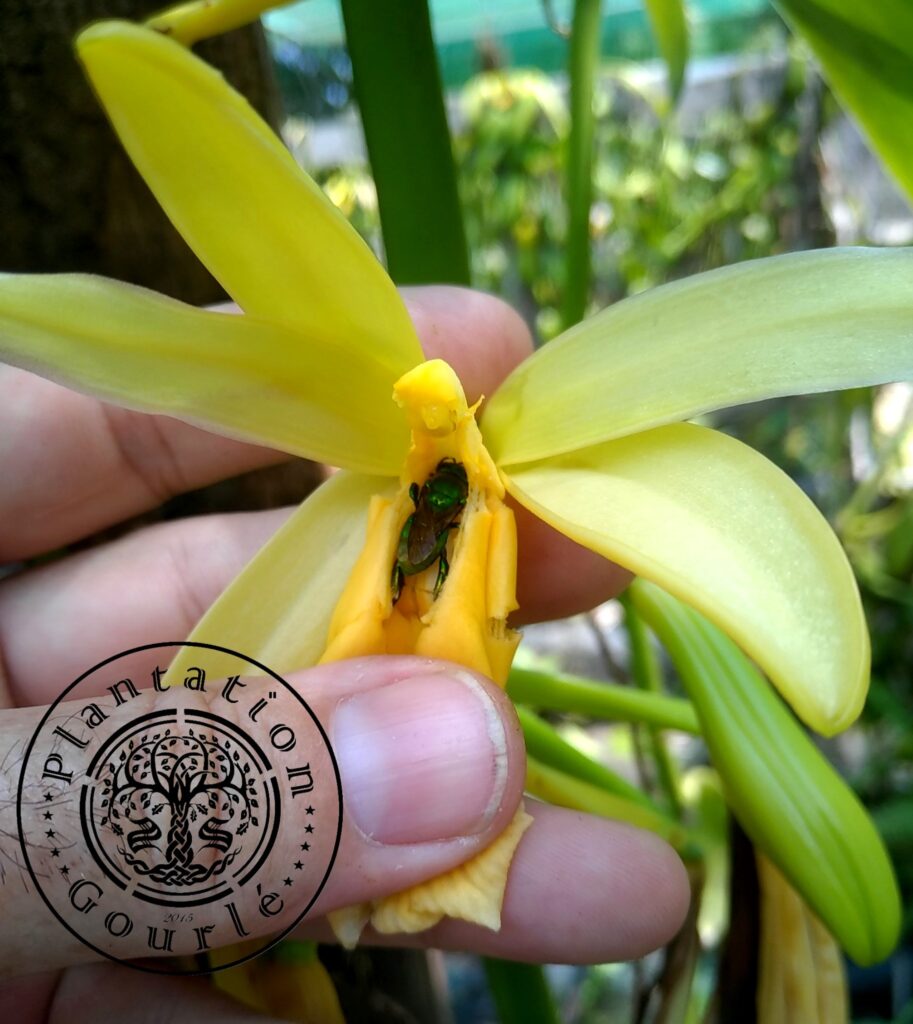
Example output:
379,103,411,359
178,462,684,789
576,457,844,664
508,665,700,733
526,757,692,853
518,706,656,809
483,959,561,1024
561,0,602,328
622,595,683,815
340,0,470,285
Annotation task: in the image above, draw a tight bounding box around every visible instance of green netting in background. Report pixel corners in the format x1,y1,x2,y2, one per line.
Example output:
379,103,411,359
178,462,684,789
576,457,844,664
266,0,779,101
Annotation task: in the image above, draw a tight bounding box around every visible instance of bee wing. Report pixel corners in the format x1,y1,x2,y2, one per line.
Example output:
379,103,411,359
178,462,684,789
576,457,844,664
407,510,440,564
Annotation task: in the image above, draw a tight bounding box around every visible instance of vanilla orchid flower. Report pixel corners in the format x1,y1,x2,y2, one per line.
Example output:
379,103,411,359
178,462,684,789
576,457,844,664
1,20,912,943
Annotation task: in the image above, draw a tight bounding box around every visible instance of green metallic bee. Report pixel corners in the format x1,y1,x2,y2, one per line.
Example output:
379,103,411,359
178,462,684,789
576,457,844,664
392,458,469,603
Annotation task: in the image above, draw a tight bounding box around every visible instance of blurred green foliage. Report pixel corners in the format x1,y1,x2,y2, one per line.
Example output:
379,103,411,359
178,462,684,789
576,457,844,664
318,57,805,339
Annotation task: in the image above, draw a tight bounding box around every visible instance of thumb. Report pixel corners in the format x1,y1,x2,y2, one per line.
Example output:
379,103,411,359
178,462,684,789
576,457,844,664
6,655,524,972
301,655,525,918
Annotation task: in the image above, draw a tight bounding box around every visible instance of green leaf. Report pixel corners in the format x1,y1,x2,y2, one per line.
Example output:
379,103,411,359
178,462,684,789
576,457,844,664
340,0,470,286
774,0,913,204
644,0,689,101
484,248,913,467
631,580,901,966
561,0,603,328
483,959,560,1024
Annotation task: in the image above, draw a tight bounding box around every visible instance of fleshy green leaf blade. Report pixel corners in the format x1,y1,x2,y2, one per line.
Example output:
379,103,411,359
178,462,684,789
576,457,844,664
76,21,422,375
774,0,913,205
340,0,470,286
483,248,913,466
561,0,603,329
631,580,900,966
644,0,689,101
483,959,561,1024
0,274,408,474
164,470,389,686
503,423,868,735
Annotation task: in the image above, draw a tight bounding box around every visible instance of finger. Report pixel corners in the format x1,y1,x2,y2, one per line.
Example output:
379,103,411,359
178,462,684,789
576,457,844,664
511,497,632,624
0,362,286,562
402,285,533,405
50,963,286,1023
0,500,629,707
296,802,690,964
0,509,288,707
2,659,525,972
0,288,528,561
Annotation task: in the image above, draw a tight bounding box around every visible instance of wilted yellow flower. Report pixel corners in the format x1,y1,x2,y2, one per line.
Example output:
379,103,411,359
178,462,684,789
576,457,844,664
1,18,912,944
757,853,848,1024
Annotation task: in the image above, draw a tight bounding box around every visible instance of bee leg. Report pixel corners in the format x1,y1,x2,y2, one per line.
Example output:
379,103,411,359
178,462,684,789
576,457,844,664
432,548,450,600
409,482,420,507
392,563,405,604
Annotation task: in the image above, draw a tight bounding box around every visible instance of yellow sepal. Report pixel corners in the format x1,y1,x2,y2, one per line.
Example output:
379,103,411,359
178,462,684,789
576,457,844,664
76,20,423,376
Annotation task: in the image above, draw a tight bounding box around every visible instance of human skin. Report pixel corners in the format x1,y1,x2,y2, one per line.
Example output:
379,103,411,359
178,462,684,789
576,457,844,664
0,287,689,1020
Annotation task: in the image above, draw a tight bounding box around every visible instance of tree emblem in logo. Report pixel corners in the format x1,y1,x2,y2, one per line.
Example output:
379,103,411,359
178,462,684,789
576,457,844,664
100,724,259,887
84,710,281,906
19,642,342,973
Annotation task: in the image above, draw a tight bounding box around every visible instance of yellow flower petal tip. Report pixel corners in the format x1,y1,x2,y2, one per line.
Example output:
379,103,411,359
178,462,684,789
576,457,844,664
370,805,534,935
394,358,468,437
329,806,534,948
75,19,163,63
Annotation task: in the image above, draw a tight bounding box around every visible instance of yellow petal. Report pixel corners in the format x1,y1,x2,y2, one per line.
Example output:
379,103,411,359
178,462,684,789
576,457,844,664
369,806,534,934
757,853,849,1024
146,0,289,46
503,423,867,734
164,470,391,686
482,248,913,466
0,274,407,473
76,21,422,375
807,908,850,1024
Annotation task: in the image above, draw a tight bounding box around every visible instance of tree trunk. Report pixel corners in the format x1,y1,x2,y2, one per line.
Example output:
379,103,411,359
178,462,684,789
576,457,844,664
0,0,281,304
1,2,322,513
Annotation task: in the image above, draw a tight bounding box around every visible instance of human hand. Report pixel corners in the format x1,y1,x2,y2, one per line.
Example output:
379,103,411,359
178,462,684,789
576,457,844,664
0,287,688,1017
